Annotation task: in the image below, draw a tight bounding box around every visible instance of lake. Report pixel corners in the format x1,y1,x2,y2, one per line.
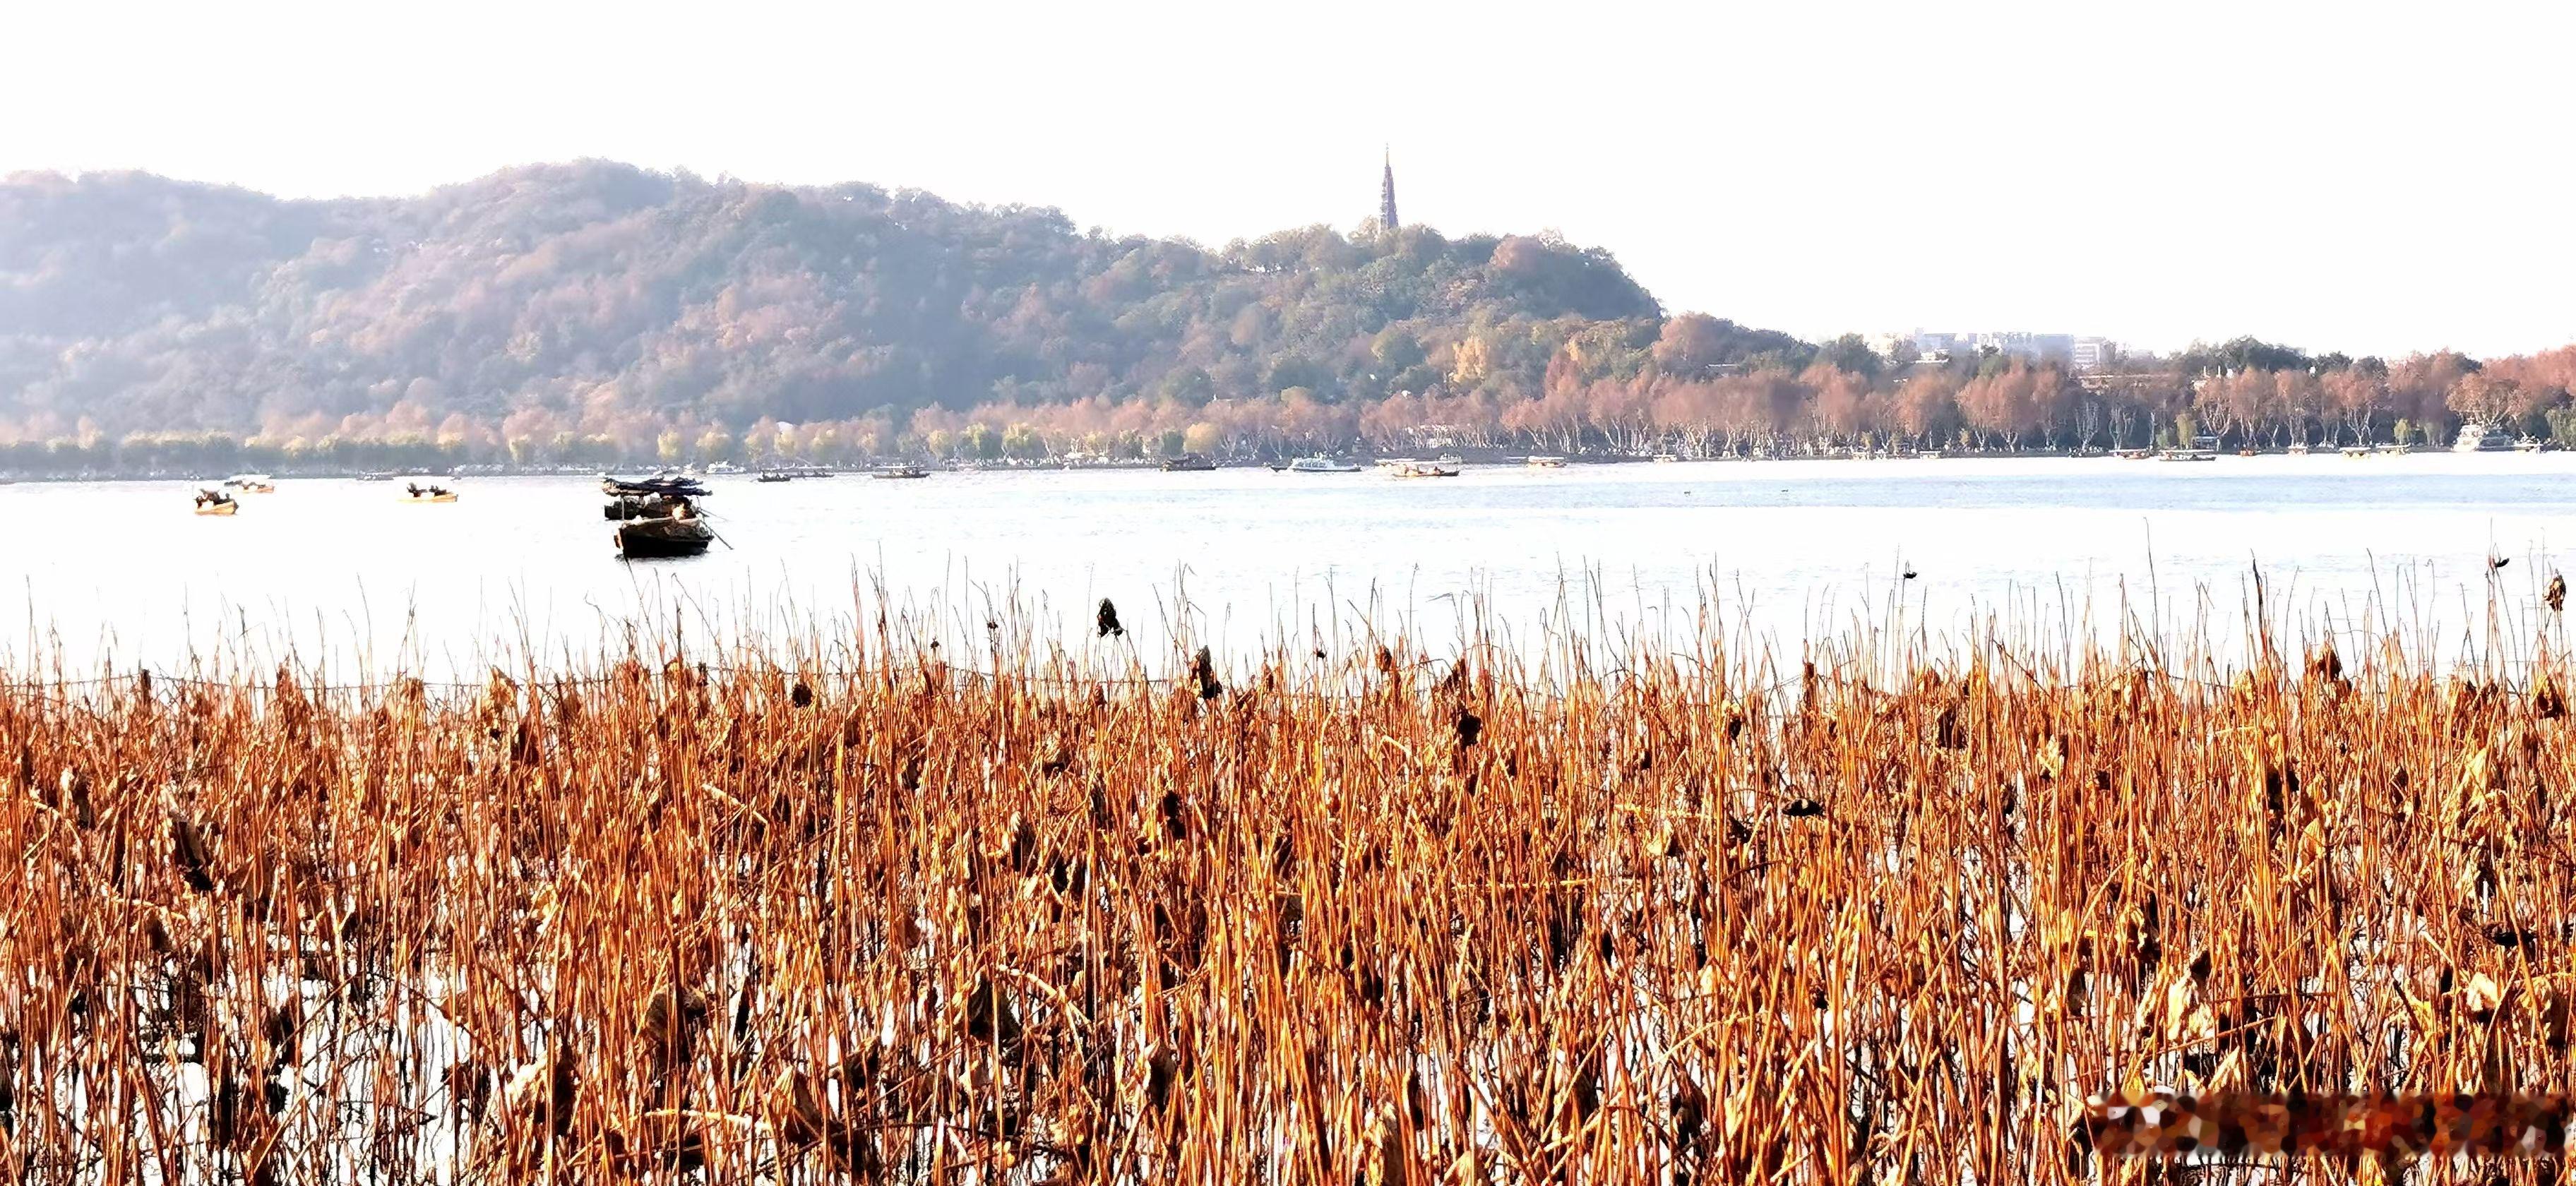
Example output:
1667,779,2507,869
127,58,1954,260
4,453,2570,681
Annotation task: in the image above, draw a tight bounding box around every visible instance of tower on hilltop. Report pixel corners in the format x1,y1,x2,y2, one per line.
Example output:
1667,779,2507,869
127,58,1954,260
1379,147,1399,233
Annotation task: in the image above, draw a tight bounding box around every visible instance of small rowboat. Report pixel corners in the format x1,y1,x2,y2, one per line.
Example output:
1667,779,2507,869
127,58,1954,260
616,510,717,557
401,484,458,503
193,490,239,515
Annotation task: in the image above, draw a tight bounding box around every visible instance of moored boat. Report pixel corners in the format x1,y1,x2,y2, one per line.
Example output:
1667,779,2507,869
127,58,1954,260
1525,455,1568,468
2157,435,2221,462
1284,456,1361,473
225,474,275,493
1162,453,1218,472
1388,460,1461,478
874,466,930,479
757,472,794,484
2454,422,2515,453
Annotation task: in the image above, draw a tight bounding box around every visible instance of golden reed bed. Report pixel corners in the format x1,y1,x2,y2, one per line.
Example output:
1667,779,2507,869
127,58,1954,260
6,615,2576,1184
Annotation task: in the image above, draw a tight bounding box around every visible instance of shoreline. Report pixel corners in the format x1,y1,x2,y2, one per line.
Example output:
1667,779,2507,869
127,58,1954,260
0,441,2539,484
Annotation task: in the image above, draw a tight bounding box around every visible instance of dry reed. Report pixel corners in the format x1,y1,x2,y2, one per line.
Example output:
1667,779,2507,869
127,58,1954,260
5,599,2576,1185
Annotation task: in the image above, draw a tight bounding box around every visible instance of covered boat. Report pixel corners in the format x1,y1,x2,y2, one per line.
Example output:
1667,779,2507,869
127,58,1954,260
604,476,717,557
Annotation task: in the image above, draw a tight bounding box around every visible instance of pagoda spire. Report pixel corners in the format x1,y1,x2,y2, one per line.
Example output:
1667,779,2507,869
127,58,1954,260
1379,146,1399,233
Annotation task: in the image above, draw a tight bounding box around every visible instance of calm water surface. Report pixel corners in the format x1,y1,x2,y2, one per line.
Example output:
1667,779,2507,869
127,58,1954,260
4,455,2569,678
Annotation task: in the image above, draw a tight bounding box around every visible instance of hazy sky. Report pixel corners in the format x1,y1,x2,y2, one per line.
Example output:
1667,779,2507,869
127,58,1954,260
8,0,2572,357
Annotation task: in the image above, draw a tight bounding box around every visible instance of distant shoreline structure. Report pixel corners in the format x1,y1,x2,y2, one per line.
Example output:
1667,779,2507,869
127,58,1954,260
0,437,2550,483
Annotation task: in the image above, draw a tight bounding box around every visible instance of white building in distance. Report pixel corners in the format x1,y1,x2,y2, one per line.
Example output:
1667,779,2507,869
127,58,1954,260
1878,330,2119,372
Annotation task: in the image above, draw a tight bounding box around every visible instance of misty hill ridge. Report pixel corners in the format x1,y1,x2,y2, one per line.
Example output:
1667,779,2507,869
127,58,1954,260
0,160,1790,444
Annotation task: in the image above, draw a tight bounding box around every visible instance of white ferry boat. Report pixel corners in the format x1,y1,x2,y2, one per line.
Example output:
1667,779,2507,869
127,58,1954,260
2156,436,2220,462
2453,422,2515,453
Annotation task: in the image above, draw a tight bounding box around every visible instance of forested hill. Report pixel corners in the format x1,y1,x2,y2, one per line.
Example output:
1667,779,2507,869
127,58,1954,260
0,160,1806,457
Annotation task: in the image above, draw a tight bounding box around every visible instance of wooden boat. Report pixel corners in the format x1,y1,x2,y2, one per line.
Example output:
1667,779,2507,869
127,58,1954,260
874,467,930,479
616,514,716,558
401,483,458,503
1161,454,1218,472
611,483,717,558
225,474,275,493
757,472,794,484
1525,455,1568,468
1388,460,1461,478
193,489,239,515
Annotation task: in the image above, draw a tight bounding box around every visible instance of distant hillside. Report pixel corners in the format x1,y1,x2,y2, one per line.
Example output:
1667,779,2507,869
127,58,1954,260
18,160,2539,474
0,161,1811,463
